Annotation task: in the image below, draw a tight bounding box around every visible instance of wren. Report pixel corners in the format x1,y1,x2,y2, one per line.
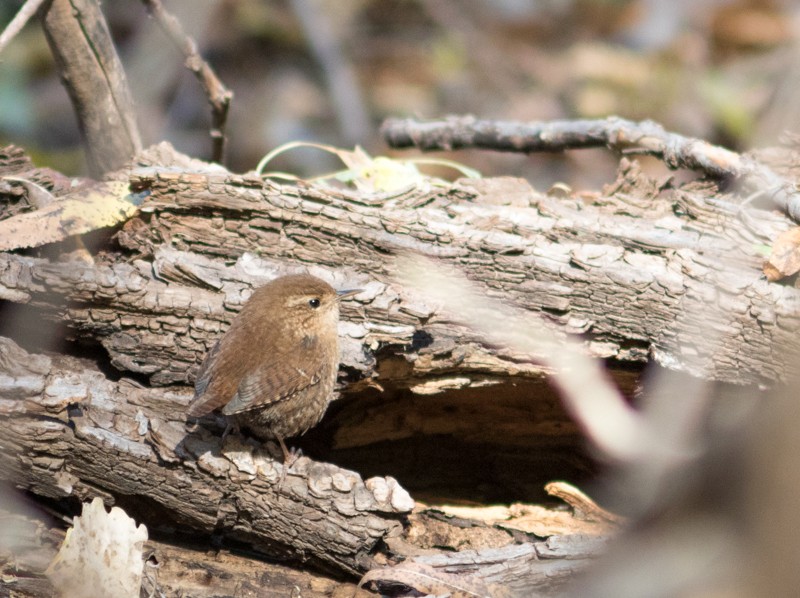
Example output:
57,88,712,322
187,274,356,463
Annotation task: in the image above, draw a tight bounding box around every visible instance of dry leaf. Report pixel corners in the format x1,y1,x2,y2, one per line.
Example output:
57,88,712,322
763,226,800,281
0,180,144,250
256,141,479,194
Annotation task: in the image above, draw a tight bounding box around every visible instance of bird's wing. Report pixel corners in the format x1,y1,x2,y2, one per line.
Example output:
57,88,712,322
188,330,333,417
186,338,226,417
222,363,321,415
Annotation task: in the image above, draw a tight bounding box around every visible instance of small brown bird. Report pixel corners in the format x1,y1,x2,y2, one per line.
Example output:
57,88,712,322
187,274,356,463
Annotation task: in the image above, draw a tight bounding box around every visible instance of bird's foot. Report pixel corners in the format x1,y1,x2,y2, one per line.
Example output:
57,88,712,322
276,437,303,490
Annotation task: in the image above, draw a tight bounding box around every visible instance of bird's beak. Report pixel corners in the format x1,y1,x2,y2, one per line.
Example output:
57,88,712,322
336,288,362,300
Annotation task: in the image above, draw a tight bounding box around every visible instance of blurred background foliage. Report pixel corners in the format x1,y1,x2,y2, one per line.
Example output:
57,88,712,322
0,0,798,189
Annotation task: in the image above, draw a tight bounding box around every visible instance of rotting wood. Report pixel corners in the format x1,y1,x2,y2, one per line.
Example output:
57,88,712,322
0,336,412,576
0,334,611,596
0,143,796,390
1,140,798,596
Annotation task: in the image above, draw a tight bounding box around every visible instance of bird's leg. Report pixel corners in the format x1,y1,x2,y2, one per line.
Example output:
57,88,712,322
277,436,291,464
278,436,303,467
221,420,240,444
276,436,303,490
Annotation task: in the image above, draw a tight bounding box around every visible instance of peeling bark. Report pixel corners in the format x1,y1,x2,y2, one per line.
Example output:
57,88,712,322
0,337,411,576
0,334,607,595
1,141,797,596
1,143,796,390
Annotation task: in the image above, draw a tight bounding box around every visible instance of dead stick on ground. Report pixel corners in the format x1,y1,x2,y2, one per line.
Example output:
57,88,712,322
382,115,800,222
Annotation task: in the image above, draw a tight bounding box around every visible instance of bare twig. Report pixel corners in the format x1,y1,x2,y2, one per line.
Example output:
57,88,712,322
382,115,800,222
0,0,46,54
140,0,233,164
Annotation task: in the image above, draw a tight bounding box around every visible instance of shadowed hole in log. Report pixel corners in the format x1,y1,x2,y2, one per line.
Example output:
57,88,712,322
300,373,643,504
0,300,69,356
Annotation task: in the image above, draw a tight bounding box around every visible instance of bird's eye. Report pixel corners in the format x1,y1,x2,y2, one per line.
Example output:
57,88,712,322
308,298,321,308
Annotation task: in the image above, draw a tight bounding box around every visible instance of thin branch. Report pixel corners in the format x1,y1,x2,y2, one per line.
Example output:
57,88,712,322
0,0,46,54
140,0,233,164
382,115,800,222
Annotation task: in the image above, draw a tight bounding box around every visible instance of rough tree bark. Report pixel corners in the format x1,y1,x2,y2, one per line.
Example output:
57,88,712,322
2,142,795,388
1,138,797,596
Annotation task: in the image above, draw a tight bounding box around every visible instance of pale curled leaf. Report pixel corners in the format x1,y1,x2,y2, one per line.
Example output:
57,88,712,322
258,141,424,192
45,497,148,598
763,226,800,281
0,180,143,250
256,140,478,194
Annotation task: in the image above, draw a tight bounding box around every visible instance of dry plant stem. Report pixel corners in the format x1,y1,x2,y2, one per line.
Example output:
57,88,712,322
382,115,800,222
140,0,232,164
40,0,142,176
0,0,47,54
